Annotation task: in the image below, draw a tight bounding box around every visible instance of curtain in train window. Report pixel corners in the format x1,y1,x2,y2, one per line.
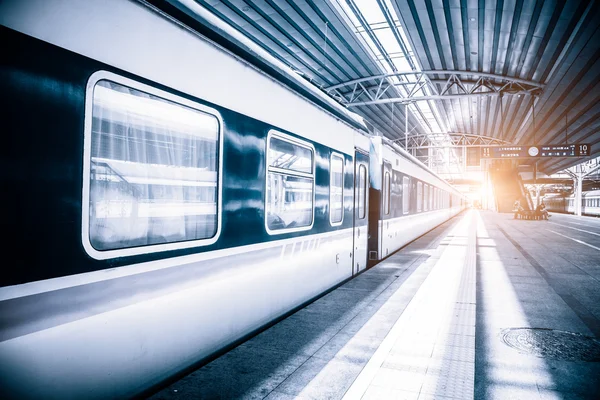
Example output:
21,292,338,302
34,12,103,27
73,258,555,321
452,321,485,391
330,154,344,224
358,164,367,219
424,184,429,211
417,182,423,212
267,135,314,231
89,80,219,251
402,176,410,214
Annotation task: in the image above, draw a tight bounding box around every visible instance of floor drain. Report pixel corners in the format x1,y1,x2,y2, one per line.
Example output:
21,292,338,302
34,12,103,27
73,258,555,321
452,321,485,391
501,328,600,362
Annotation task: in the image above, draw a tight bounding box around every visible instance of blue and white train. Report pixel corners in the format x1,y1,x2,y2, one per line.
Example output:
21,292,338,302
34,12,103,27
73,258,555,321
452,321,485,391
0,1,465,398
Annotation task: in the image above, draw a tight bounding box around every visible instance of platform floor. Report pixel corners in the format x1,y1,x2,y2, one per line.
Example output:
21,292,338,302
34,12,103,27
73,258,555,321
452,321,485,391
148,210,600,400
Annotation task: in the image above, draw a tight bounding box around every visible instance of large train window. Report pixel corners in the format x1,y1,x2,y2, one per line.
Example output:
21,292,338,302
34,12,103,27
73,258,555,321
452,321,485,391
330,153,344,225
402,176,410,214
424,184,429,211
82,72,222,259
417,182,423,212
266,132,315,234
358,164,367,219
384,172,391,215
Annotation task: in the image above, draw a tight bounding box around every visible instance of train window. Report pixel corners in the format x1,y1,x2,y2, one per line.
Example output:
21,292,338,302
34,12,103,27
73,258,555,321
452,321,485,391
402,176,410,214
424,184,429,211
266,132,315,233
358,164,367,219
417,182,423,212
330,153,344,225
430,186,434,210
83,74,221,259
384,171,391,215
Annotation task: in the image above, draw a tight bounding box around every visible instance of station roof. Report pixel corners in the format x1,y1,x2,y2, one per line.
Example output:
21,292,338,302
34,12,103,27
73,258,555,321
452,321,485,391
163,0,599,175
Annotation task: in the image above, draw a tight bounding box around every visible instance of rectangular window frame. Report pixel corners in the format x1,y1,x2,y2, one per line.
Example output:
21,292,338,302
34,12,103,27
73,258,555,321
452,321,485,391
417,181,423,212
81,70,223,260
424,184,429,212
265,130,316,235
330,152,344,226
358,164,367,219
402,176,410,214
384,171,391,215
430,185,434,211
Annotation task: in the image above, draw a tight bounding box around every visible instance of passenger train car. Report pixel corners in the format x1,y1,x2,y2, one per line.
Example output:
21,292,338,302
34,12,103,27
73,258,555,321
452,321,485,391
543,190,600,216
0,1,465,398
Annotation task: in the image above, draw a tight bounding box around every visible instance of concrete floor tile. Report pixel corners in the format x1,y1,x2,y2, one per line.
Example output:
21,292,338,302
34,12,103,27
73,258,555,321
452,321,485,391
264,390,310,400
417,393,464,400
313,333,380,365
149,345,309,400
381,354,430,374
360,385,394,400
371,367,425,393
534,358,600,396
474,381,543,400
276,358,363,400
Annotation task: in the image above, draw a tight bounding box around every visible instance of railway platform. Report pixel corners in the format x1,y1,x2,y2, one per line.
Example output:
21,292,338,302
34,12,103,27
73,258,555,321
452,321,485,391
148,210,600,400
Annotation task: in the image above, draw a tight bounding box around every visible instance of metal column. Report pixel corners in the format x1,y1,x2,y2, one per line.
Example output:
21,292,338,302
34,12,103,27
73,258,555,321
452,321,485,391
575,174,583,216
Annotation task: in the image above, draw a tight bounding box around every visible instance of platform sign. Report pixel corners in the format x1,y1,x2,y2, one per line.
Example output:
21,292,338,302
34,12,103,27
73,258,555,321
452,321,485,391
481,144,590,159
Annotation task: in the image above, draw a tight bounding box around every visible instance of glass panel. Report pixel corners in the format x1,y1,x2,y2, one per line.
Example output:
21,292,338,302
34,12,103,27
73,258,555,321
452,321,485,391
358,164,367,219
402,176,410,214
89,80,218,251
384,171,391,215
330,155,344,223
417,182,422,212
267,173,313,230
269,136,312,174
430,186,434,210
424,184,429,211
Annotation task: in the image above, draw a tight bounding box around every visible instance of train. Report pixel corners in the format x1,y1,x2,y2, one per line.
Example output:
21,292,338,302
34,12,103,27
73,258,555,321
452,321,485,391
0,0,466,398
543,190,600,216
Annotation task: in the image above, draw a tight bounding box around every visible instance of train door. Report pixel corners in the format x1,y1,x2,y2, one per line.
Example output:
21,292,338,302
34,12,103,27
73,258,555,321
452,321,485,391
353,150,369,275
380,161,392,259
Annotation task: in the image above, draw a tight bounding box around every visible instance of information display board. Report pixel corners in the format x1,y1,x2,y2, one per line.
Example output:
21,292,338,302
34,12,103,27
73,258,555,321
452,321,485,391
481,143,590,159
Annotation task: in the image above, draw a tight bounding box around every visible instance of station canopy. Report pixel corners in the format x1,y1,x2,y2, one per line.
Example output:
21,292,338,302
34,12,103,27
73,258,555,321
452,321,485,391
163,0,599,175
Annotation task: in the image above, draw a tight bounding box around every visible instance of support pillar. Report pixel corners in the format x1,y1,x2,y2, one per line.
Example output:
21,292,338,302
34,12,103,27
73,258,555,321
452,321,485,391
535,186,541,208
575,174,583,216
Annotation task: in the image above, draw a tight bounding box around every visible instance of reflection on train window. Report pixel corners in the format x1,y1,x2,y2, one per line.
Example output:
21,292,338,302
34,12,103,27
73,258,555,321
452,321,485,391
358,164,367,219
430,186,434,210
402,176,409,214
268,137,312,174
330,154,344,224
267,134,314,232
88,80,219,251
417,182,423,212
384,171,390,215
424,184,429,211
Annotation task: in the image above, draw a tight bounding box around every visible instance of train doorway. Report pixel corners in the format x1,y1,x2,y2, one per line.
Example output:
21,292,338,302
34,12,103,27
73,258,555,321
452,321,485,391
353,150,369,275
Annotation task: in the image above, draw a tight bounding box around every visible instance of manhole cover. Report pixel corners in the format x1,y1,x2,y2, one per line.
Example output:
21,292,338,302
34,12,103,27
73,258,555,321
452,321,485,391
501,328,600,362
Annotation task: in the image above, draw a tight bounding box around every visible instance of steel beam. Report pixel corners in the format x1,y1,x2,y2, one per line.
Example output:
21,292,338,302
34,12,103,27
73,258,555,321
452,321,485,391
326,70,544,107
